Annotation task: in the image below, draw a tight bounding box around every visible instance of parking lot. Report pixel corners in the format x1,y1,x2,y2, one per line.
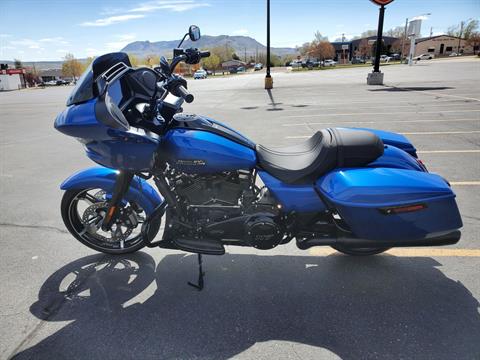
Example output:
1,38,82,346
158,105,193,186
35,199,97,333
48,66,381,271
1,57,479,359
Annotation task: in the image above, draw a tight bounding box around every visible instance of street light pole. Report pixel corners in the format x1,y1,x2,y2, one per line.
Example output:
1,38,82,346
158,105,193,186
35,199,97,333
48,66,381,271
373,5,385,73
265,0,273,89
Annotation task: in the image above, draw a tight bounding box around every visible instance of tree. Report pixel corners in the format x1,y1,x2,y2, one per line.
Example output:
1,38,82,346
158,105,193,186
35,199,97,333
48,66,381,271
361,29,377,38
447,19,479,39
358,39,372,58
210,45,235,63
466,32,480,54
386,26,405,38
309,41,335,61
144,54,160,68
314,31,328,42
128,54,140,67
202,53,220,74
13,58,23,69
62,53,82,81
296,42,311,56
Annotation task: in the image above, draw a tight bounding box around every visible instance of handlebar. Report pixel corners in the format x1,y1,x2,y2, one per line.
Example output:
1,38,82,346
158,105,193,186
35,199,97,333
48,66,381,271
176,85,194,103
200,51,210,58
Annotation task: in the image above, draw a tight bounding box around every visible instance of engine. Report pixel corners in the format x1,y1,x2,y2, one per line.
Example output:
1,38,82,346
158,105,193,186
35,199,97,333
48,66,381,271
170,171,284,249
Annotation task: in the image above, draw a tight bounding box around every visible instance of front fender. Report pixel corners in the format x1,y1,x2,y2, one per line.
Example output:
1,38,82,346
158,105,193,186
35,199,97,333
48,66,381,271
60,167,163,214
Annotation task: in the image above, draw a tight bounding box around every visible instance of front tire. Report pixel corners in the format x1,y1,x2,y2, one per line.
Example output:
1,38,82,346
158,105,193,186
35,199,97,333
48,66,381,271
61,188,160,255
332,244,389,256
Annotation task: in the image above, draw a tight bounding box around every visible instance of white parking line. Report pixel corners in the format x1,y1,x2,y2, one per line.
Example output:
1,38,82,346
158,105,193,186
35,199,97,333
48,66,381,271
420,91,480,102
277,102,480,114
450,181,480,186
400,130,480,135
417,150,480,154
285,130,480,139
285,109,480,118
281,118,480,127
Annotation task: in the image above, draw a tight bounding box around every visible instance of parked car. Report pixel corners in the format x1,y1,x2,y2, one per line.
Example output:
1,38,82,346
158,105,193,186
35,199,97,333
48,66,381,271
254,63,263,71
414,53,434,60
380,54,392,62
193,69,207,79
302,60,320,69
43,80,59,86
229,66,246,74
323,59,337,67
449,52,461,57
290,60,302,68
390,53,401,61
351,57,366,64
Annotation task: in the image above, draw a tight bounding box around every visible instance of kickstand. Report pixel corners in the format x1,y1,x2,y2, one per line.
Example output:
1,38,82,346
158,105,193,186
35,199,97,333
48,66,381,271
188,254,205,291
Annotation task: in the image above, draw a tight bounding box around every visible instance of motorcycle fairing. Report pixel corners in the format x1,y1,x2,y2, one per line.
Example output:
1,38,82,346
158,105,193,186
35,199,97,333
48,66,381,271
55,98,160,172
60,167,163,214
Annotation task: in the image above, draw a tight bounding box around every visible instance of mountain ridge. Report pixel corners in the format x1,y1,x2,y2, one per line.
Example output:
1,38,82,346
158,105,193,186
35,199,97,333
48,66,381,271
121,34,298,58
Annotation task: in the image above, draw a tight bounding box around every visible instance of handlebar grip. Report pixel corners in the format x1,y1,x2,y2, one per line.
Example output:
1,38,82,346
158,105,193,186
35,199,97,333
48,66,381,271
200,51,210,58
177,85,194,103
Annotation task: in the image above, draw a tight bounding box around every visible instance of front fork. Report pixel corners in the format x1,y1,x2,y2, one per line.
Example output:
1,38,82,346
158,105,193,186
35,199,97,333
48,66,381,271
102,170,133,231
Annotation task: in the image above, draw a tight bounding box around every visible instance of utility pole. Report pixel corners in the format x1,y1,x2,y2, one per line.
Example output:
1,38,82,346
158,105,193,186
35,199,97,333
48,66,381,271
244,47,247,63
458,21,464,53
430,27,433,37
265,0,273,89
401,17,408,62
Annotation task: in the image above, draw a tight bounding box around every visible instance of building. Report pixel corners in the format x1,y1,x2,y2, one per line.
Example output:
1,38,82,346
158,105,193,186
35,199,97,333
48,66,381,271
331,42,351,63
39,68,63,82
221,60,246,71
411,35,476,57
0,68,26,91
350,36,400,59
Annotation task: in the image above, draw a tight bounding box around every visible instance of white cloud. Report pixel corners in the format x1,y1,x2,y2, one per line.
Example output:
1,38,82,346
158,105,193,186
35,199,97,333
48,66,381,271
129,0,210,13
233,29,248,35
39,37,70,45
105,34,137,51
14,39,38,47
0,33,12,38
80,14,145,27
86,48,100,57
56,49,69,53
411,15,429,21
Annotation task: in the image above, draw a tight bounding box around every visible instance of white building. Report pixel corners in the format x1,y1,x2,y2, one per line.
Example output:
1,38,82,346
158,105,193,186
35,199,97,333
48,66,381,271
0,69,25,91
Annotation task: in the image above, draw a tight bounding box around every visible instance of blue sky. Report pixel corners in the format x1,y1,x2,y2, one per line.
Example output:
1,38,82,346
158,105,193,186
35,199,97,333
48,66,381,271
0,0,478,61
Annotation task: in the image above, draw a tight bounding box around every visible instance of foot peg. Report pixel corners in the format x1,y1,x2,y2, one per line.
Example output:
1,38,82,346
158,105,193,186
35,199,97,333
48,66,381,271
174,237,225,255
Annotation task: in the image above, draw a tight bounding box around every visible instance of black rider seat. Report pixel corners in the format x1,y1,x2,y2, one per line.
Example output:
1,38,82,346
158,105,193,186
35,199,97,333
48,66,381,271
256,128,384,184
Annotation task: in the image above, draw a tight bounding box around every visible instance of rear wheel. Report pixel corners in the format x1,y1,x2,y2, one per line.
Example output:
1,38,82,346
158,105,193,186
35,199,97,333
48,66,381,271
332,244,389,256
61,188,160,255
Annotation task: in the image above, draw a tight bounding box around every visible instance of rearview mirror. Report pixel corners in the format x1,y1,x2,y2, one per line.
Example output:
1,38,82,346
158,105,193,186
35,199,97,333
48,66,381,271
189,25,201,41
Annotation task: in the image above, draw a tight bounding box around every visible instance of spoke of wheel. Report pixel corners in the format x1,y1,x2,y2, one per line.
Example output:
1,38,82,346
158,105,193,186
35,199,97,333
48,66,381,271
81,193,98,205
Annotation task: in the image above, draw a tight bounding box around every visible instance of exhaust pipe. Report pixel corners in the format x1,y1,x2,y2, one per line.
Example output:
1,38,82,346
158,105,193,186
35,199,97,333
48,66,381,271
296,230,461,250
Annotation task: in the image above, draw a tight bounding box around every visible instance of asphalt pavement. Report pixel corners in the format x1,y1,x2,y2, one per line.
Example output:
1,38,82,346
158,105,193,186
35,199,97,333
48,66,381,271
0,57,479,359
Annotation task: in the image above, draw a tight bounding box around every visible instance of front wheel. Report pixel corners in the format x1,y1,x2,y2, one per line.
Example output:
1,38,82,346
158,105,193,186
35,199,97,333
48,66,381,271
331,244,389,256
61,188,160,254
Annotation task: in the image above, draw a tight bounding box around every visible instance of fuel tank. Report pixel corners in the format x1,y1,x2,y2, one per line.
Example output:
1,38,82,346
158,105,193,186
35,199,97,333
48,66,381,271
161,128,257,174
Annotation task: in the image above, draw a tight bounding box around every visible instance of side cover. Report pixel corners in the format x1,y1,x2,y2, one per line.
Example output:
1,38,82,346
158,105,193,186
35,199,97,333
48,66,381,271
60,167,163,214
316,168,462,241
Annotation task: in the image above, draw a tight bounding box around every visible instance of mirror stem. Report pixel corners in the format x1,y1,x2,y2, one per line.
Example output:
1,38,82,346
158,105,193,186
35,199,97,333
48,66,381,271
177,33,188,48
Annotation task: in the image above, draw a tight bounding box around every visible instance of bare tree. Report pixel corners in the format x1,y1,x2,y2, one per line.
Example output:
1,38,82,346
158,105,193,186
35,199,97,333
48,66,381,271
62,53,82,81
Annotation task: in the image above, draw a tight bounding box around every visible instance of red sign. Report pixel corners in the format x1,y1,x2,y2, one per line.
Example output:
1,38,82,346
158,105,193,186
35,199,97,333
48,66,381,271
1,69,25,75
370,0,394,5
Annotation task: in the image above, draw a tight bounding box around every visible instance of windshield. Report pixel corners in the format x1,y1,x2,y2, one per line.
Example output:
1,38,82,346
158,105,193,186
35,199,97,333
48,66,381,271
66,64,94,106
66,52,132,106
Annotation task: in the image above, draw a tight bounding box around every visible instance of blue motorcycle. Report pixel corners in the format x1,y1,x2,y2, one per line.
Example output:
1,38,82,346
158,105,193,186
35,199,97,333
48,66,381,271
55,26,462,266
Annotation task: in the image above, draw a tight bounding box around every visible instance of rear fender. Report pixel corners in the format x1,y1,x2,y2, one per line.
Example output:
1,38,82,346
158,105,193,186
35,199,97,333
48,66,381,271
60,167,163,214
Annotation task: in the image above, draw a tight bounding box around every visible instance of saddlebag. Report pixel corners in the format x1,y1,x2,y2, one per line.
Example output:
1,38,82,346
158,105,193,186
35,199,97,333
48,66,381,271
316,168,462,241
